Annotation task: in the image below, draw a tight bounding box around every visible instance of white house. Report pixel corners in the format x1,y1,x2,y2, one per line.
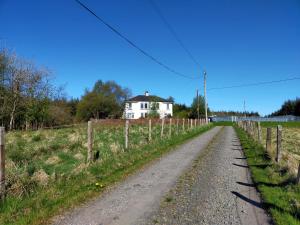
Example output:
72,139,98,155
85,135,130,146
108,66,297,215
124,91,173,119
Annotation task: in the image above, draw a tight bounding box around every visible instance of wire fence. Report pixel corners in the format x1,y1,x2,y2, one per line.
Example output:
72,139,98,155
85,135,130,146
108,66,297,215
237,121,300,183
0,118,209,200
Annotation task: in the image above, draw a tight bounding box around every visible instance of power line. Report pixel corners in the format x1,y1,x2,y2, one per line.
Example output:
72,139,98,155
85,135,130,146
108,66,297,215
148,0,201,68
208,76,300,91
75,0,198,80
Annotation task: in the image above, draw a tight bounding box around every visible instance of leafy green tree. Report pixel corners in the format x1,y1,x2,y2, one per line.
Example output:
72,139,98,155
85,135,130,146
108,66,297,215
76,80,131,121
190,95,209,118
147,102,160,118
173,103,190,118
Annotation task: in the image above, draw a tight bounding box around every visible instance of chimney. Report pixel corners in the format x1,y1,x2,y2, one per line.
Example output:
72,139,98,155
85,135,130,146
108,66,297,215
145,91,149,96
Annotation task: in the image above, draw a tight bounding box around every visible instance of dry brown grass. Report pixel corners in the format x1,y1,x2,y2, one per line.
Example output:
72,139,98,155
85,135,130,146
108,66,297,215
261,127,300,174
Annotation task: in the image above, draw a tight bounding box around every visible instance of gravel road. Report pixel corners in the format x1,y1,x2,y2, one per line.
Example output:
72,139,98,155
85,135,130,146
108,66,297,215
140,126,271,225
53,126,222,225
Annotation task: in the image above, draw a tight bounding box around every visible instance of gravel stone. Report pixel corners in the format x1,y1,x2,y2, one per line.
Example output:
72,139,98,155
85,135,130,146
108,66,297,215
140,126,271,225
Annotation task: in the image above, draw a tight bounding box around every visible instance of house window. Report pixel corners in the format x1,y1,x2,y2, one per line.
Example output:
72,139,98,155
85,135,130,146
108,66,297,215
167,103,170,110
145,113,148,118
141,113,144,118
140,103,144,109
128,103,132,110
131,113,134,119
145,103,148,109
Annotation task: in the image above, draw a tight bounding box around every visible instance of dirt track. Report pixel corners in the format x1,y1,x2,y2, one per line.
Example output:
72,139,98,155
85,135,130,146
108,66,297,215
140,126,271,225
53,126,271,225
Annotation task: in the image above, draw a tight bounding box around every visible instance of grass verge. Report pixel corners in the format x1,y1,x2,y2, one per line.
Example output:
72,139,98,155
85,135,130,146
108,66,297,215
0,124,214,225
234,126,300,225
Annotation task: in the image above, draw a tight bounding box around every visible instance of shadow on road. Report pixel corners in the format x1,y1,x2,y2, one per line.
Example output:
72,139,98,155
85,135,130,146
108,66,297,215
232,163,249,168
234,157,247,160
236,181,255,187
231,191,263,209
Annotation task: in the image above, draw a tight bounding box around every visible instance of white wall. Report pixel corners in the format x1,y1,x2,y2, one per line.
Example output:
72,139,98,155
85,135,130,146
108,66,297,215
124,101,173,119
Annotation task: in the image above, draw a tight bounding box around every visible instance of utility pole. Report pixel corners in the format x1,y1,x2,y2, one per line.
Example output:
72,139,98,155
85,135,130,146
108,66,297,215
204,70,208,124
196,89,199,120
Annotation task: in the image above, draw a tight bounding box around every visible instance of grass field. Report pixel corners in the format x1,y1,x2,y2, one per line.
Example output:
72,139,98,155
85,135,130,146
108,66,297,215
235,126,300,225
260,122,300,174
260,121,300,128
0,120,212,225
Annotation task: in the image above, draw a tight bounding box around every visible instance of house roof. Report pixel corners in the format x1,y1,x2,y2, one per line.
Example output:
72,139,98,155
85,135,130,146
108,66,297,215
126,95,173,103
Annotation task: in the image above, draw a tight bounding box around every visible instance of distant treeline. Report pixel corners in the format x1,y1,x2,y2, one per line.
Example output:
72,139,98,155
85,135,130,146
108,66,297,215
211,110,260,117
270,98,300,117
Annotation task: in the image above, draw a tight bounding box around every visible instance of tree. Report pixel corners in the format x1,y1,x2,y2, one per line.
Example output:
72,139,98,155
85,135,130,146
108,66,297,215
295,98,300,116
173,103,189,118
270,98,300,116
76,80,131,121
190,95,208,118
0,48,59,130
147,102,160,118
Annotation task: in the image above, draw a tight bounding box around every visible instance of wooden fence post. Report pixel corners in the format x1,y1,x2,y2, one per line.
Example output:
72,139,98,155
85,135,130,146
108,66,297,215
169,118,172,138
266,127,272,153
87,121,94,162
257,122,262,143
247,121,251,135
296,162,300,184
275,125,282,163
125,120,129,149
0,127,5,200
250,121,254,138
148,119,152,142
182,118,185,132
161,118,164,138
176,118,179,134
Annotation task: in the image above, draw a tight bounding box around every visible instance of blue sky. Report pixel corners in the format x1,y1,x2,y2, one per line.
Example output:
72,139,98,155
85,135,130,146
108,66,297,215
1,0,299,115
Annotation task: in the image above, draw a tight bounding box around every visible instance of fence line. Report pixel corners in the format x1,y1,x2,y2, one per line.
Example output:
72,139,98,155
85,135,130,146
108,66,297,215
237,121,300,183
87,118,208,165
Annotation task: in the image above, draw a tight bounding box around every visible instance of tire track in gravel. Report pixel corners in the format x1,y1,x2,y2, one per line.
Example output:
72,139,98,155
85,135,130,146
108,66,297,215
52,126,222,225
140,126,271,225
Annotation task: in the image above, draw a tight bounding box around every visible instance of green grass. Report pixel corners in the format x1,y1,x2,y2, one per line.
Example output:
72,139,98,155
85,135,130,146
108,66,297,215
234,126,300,225
213,121,234,126
0,123,214,225
261,121,300,128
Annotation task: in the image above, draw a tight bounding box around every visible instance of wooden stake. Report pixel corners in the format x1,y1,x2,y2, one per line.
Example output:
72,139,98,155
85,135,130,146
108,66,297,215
148,119,152,142
169,118,172,138
275,125,282,163
125,120,129,149
257,122,262,143
87,121,94,162
0,127,5,200
266,127,272,153
182,118,185,132
296,162,300,184
161,118,164,138
176,118,179,134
